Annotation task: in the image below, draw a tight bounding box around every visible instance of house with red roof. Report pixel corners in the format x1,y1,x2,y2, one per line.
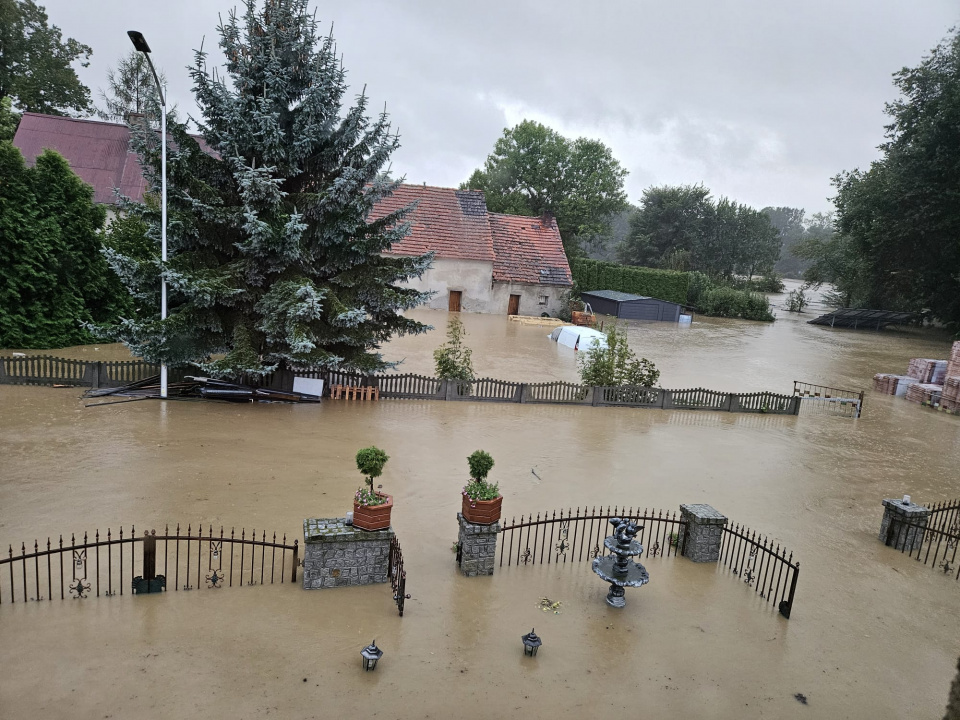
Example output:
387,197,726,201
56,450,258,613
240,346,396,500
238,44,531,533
372,184,572,315
13,113,572,316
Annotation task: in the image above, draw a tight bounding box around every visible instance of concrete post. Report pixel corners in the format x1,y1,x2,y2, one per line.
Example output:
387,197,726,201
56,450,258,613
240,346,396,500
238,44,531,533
679,503,728,563
880,498,931,553
456,513,500,577
302,518,394,589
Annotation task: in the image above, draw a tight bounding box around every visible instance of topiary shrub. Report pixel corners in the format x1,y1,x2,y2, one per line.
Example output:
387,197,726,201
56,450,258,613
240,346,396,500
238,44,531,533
355,446,389,505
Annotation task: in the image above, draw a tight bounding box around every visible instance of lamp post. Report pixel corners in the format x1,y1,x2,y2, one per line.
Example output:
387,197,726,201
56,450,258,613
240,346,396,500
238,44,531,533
127,30,168,399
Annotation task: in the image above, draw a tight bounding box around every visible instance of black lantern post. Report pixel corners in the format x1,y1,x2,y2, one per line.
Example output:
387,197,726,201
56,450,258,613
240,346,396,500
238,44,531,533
521,629,542,657
361,640,383,671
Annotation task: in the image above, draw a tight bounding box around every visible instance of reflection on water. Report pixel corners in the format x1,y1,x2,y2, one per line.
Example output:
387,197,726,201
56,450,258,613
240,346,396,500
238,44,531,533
1,305,959,719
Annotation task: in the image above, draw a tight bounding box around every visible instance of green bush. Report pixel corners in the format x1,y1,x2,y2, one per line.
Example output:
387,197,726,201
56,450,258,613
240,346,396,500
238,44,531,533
356,446,389,491
464,450,499,501
570,258,689,305
578,324,661,387
697,286,774,321
467,450,495,481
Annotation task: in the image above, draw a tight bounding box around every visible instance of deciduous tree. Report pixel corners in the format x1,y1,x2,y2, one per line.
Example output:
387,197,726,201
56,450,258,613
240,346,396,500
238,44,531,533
463,120,628,255
96,50,165,124
0,0,92,115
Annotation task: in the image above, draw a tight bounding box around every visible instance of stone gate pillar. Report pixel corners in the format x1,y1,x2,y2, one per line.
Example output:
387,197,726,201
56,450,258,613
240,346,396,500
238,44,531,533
456,513,500,577
879,497,931,553
679,503,728,563
302,518,394,589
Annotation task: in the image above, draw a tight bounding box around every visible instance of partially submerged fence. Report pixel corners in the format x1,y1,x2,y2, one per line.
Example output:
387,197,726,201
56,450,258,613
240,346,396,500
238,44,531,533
499,507,687,567
0,524,299,603
388,536,407,617
885,519,959,580
719,523,800,619
793,380,864,418
1,355,802,415
498,505,800,620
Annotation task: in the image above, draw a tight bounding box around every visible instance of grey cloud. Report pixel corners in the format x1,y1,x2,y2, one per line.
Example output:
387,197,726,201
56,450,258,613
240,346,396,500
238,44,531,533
45,0,960,212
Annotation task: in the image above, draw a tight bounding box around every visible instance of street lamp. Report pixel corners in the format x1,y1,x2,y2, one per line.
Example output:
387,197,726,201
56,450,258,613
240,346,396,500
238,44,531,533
127,30,168,399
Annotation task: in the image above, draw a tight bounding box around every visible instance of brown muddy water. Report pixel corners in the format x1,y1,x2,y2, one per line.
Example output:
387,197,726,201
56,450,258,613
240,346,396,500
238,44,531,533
2,282,959,719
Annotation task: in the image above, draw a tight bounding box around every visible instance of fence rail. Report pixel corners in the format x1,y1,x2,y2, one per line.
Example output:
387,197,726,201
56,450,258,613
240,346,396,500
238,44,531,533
719,523,799,619
1,355,803,416
0,524,298,604
498,507,687,567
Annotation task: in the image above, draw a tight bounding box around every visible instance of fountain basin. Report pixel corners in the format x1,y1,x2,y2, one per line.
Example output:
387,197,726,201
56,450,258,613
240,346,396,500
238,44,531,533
592,556,650,588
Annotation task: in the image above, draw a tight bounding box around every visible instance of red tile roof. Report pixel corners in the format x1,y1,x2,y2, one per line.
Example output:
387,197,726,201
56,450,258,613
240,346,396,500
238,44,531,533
13,113,145,205
489,212,572,286
375,185,571,286
372,184,495,262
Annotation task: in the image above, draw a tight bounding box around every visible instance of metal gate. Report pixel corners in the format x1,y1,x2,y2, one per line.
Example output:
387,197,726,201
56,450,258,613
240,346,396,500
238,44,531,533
794,380,864,418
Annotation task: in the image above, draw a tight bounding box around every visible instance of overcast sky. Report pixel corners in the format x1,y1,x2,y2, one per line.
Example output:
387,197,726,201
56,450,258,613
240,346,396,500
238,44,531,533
45,0,958,215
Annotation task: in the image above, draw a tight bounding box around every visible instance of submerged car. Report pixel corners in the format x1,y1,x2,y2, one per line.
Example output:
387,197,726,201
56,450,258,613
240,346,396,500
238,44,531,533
548,325,608,352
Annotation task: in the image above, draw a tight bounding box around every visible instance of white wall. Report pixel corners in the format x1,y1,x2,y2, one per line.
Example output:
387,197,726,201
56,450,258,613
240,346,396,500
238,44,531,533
395,256,570,315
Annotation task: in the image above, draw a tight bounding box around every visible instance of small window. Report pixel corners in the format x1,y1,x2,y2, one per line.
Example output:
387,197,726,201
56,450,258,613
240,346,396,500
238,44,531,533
538,295,549,305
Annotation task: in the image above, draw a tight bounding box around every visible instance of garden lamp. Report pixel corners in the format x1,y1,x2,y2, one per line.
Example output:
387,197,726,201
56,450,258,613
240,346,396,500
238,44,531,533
521,628,542,657
361,640,383,671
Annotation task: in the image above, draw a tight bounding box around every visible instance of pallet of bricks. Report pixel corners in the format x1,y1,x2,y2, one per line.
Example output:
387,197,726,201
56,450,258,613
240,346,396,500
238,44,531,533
903,356,946,405
942,341,960,412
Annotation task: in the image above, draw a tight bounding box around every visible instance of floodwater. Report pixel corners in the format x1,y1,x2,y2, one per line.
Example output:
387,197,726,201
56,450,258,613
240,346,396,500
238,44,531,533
2,280,959,719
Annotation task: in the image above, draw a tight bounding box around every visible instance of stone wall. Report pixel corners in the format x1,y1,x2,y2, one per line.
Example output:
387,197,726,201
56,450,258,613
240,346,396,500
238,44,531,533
302,518,394,589
457,513,499,577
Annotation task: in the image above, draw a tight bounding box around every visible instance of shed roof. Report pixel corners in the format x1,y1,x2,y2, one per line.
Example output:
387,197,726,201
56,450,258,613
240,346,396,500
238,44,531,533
581,289,652,302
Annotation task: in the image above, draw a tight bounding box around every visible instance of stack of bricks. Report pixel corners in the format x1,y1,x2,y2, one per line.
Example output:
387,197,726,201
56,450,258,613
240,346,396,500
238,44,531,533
906,358,944,383
905,383,942,405
942,378,960,412
873,373,900,395
942,342,960,412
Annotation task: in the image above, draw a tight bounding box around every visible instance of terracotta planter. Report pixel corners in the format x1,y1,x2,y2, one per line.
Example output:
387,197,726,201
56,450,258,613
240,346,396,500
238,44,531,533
353,493,393,531
461,494,502,525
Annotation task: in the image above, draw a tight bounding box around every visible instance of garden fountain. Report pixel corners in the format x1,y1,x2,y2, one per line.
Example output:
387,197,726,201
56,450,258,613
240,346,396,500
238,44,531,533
592,517,649,608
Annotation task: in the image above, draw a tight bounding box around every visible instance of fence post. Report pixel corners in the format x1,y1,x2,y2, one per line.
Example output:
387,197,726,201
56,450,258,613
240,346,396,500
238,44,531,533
444,379,455,401
679,504,727,562
97,362,110,388
728,394,740,412
519,383,529,404
457,513,500,577
0,357,7,384
592,387,601,407
291,540,299,583
793,396,802,415
661,389,674,409
879,497,931,552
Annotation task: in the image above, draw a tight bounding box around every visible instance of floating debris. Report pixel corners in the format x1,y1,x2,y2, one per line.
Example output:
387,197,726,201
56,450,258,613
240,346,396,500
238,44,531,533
83,375,321,404
537,597,562,614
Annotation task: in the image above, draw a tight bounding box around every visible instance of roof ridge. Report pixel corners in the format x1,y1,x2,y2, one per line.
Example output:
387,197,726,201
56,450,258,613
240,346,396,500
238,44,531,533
20,112,131,129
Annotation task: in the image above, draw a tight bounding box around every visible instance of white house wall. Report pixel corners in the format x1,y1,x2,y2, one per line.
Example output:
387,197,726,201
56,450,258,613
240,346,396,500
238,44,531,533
393,257,569,315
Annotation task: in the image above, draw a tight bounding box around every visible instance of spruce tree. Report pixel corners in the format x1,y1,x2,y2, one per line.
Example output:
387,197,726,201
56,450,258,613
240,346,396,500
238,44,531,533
105,0,431,375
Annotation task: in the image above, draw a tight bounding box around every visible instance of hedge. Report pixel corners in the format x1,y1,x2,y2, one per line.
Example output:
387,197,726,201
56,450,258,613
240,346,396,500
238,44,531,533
570,258,690,305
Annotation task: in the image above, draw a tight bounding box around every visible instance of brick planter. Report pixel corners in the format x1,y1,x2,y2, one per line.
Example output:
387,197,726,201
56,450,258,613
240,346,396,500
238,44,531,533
353,494,393,531
461,495,502,525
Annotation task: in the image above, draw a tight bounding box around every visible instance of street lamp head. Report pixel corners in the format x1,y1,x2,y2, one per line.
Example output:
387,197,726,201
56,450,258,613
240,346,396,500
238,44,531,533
127,31,152,53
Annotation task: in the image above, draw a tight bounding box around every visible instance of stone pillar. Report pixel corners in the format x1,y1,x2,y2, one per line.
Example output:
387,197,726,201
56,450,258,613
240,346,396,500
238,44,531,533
879,498,931,552
456,513,500,577
302,518,394,590
679,503,727,563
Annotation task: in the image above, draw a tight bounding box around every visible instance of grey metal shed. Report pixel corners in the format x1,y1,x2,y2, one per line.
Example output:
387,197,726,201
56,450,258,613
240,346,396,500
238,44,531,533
580,290,682,322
